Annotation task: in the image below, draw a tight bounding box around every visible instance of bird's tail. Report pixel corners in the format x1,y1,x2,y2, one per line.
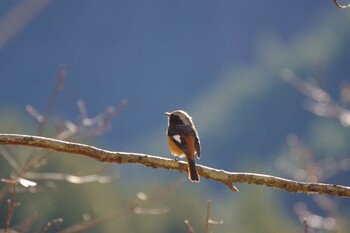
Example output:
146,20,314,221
187,157,200,183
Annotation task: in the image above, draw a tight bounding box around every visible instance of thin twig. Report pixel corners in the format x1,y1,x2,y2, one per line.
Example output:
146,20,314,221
22,65,65,170
0,98,125,201
205,200,223,232
37,64,65,135
54,200,167,233
282,68,350,127
2,134,350,197
205,200,211,233
0,147,21,173
4,180,17,233
184,220,195,233
333,0,350,9
22,172,118,184
11,212,38,233
40,218,64,233
55,204,136,233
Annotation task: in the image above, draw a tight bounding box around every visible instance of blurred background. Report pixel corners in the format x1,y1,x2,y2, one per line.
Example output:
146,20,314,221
1,0,350,232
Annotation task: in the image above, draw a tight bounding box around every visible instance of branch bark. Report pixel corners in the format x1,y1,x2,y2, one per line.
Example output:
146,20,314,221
1,134,350,197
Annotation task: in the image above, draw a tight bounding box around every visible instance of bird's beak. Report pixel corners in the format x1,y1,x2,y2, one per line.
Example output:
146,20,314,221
164,112,171,116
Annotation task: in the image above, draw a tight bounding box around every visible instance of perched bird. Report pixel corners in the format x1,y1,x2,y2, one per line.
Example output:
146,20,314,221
165,110,201,182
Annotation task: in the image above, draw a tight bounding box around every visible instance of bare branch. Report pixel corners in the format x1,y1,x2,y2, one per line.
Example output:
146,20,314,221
282,68,350,127
184,220,195,233
333,0,350,9
12,212,38,233
40,218,64,233
304,219,308,233
0,147,21,173
295,203,336,231
22,64,66,171
205,200,211,233
41,185,168,233
133,207,169,215
1,134,350,197
55,205,135,233
29,64,65,136
22,172,118,184
205,200,223,231
4,180,18,233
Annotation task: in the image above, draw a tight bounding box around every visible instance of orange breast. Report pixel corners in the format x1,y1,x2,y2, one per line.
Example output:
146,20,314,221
167,137,185,157
167,136,197,159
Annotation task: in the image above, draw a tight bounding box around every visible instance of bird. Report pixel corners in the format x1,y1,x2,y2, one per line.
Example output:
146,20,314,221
165,110,201,182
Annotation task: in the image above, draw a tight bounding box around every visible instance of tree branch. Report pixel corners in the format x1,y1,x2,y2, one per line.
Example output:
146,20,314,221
333,0,350,9
1,134,350,197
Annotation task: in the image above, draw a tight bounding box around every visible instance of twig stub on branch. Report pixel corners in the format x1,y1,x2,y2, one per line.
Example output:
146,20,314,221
1,134,350,197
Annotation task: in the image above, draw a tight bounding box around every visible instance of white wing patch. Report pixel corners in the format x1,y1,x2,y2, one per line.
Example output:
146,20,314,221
172,135,181,144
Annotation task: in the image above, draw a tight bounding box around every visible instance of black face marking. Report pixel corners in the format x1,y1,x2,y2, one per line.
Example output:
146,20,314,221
169,114,184,126
167,124,193,136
